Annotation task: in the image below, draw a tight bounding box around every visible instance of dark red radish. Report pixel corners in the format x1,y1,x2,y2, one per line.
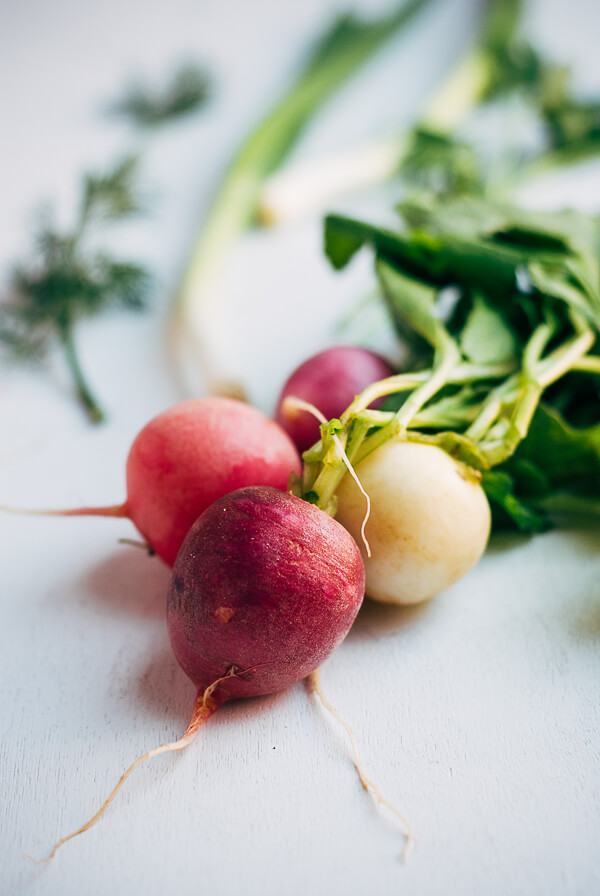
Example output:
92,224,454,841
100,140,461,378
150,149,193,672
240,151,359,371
3,397,301,566
275,345,394,453
47,485,364,857
167,485,365,702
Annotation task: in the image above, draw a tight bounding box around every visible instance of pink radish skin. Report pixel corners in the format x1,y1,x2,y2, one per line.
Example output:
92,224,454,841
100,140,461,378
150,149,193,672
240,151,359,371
9,397,301,566
124,398,301,565
167,485,366,703
275,346,394,453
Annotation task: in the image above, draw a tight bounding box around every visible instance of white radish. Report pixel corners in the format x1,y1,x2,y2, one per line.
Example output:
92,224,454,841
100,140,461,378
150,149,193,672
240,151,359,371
334,439,491,605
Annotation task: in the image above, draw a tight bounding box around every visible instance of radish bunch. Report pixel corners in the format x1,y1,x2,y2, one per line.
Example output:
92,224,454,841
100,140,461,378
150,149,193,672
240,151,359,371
276,345,491,606
28,342,492,856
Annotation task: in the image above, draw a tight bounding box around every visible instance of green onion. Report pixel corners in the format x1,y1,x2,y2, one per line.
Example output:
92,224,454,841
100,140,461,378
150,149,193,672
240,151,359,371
171,0,434,396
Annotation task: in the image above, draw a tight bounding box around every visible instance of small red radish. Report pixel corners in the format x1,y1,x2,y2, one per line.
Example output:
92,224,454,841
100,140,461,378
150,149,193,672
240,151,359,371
275,345,394,453
47,485,364,857
167,485,365,701
3,397,301,566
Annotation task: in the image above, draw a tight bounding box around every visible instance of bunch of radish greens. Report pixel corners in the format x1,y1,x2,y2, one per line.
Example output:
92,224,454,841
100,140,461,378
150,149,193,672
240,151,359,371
318,195,600,537
294,0,600,540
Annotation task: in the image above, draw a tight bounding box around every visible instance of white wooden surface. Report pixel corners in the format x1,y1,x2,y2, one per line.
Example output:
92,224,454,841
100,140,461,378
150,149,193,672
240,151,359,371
1,1,599,894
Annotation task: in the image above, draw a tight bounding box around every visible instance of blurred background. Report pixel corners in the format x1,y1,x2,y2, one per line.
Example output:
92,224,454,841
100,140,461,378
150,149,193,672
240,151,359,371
1,3,599,894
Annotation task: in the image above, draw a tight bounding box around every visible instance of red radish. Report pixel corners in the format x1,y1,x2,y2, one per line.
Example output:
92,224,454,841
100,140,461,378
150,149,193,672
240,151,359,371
4,397,301,565
275,345,394,453
47,485,364,857
167,485,365,701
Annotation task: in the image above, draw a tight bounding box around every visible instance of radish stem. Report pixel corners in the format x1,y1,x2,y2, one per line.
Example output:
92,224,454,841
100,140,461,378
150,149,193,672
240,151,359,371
284,395,372,554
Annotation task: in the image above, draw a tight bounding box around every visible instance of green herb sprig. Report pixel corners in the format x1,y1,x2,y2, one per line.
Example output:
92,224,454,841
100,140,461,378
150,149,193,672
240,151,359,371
108,62,212,128
0,156,151,423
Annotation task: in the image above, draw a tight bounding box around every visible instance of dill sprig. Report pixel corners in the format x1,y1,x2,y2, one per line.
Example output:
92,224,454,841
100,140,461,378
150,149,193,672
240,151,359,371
108,62,212,128
0,155,151,424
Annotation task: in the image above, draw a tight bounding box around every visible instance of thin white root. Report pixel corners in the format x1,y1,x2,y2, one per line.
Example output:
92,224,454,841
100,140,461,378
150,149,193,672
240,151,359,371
0,503,56,516
335,448,371,559
281,395,328,427
41,676,229,860
281,396,372,557
309,668,414,862
118,538,154,554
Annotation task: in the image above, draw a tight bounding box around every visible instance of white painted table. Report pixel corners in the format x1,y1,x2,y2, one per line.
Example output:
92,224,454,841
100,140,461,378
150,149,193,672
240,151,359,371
1,1,599,894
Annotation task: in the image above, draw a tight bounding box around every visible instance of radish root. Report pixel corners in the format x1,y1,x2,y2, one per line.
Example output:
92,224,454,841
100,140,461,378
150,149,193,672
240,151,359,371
0,502,127,519
308,668,413,861
42,671,240,860
117,537,155,555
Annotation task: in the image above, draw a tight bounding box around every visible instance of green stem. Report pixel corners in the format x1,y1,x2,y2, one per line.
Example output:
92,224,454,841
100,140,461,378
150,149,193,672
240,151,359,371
304,328,461,509
313,416,374,511
409,392,482,428
343,371,429,417
537,327,595,388
572,355,600,374
342,348,509,422
464,374,519,442
171,0,434,394
522,320,556,377
59,326,105,424
429,360,516,383
307,416,399,512
352,418,403,467
472,320,595,465
466,319,555,444
478,379,542,466
302,354,517,505
394,332,461,428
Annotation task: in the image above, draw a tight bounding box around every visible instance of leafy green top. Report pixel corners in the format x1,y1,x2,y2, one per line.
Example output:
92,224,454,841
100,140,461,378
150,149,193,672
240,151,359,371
295,196,600,532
